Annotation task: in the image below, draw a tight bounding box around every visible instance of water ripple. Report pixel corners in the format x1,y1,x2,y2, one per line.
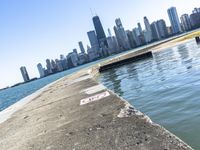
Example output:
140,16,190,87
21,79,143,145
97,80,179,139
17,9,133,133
100,40,200,149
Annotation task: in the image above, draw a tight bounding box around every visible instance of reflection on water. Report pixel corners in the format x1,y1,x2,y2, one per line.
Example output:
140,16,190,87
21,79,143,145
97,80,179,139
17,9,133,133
103,68,124,96
99,40,200,149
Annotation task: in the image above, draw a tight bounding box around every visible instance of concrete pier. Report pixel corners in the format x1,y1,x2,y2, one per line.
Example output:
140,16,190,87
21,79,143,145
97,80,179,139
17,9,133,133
0,51,193,149
99,51,153,72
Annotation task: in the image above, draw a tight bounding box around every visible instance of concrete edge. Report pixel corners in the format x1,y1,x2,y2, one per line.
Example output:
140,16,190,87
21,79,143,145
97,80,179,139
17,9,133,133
0,73,73,124
104,86,193,149
85,51,194,149
0,38,195,149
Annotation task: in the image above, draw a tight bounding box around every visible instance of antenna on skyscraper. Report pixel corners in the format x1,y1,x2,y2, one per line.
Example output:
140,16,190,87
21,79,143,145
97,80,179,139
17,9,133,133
94,9,98,16
90,8,94,17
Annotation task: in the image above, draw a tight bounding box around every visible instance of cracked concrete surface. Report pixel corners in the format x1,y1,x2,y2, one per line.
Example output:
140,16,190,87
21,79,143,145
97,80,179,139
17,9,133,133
0,51,193,150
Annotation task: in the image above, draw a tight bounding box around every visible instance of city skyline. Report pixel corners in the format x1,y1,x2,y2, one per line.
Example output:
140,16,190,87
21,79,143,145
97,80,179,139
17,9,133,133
0,0,199,88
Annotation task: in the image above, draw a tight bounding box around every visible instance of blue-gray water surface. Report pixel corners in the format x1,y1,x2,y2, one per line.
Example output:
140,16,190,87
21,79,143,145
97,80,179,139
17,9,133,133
99,40,200,149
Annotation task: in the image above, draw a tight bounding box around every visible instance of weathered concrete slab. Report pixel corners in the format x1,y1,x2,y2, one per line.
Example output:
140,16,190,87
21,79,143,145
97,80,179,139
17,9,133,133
99,51,153,72
0,66,193,150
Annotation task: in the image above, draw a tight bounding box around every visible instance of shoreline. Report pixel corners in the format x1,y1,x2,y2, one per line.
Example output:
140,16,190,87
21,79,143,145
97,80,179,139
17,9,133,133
0,72,76,124
0,38,194,149
0,34,195,125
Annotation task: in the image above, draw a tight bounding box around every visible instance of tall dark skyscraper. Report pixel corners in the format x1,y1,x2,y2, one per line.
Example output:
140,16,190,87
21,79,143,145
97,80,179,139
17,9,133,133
78,41,86,53
151,22,161,40
156,19,168,38
87,30,100,50
20,66,30,82
92,16,108,47
137,22,143,34
92,16,106,40
190,9,200,29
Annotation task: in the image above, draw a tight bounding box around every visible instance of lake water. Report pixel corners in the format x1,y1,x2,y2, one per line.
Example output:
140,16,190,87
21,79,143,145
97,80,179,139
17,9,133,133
99,40,200,149
0,58,107,112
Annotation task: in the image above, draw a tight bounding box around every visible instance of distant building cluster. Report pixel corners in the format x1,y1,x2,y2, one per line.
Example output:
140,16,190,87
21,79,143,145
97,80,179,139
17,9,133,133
20,6,200,82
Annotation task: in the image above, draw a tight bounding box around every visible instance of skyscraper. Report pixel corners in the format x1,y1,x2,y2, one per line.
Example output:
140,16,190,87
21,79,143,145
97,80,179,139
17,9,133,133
87,30,100,51
73,49,78,54
151,22,161,40
55,59,64,72
78,41,85,53
106,36,119,54
190,11,200,29
60,55,68,70
132,28,142,47
67,52,79,68
144,17,151,32
20,66,30,82
180,14,192,31
46,59,53,74
37,63,45,78
106,29,120,54
192,8,200,14
144,16,153,42
51,59,57,73
167,7,182,34
126,30,136,49
114,18,130,50
137,22,143,35
87,45,99,61
156,19,168,38
87,30,100,59
92,16,108,47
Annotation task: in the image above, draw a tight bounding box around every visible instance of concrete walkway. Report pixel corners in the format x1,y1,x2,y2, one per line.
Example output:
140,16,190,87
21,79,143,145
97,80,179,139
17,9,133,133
0,48,194,150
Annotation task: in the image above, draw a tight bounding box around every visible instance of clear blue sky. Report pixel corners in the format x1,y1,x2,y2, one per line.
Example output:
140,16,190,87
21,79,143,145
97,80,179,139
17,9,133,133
0,0,199,88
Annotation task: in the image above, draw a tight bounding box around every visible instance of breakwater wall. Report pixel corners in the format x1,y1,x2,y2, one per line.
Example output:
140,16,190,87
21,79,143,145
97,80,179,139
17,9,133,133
99,51,153,72
0,46,193,150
